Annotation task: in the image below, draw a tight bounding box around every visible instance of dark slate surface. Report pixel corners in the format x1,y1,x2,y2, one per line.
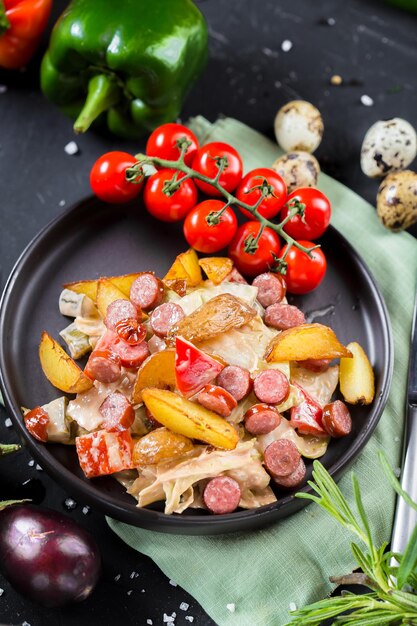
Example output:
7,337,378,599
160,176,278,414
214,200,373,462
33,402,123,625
0,1,416,625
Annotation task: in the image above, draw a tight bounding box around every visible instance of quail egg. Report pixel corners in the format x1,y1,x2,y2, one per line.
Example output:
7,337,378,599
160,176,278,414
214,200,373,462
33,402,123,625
360,118,417,178
274,100,324,153
271,151,320,193
376,170,417,231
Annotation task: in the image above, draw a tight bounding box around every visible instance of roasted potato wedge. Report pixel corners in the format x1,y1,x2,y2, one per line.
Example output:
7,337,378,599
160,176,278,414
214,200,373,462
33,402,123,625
132,350,176,404
171,293,256,343
198,257,233,285
163,249,202,287
96,278,129,319
142,388,239,450
339,341,375,405
64,273,142,302
39,331,93,394
266,323,352,362
132,427,194,465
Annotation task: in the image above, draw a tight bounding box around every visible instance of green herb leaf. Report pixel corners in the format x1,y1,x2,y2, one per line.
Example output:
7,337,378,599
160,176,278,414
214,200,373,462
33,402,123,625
396,524,417,589
378,450,417,513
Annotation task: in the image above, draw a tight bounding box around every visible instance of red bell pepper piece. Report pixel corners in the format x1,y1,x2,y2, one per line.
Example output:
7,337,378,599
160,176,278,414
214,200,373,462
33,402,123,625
175,336,225,398
290,383,326,437
23,406,49,442
75,430,134,479
0,0,52,70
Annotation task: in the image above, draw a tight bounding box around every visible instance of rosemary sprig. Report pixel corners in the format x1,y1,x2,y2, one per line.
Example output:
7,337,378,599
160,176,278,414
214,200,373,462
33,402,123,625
284,455,417,625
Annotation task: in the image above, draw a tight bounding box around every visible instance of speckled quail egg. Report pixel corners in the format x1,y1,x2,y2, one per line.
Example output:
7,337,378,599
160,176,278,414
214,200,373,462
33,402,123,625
274,100,324,153
271,151,320,192
360,118,417,178
376,170,417,231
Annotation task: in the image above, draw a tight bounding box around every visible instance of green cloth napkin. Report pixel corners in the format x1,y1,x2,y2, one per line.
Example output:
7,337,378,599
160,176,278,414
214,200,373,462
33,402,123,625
108,117,417,626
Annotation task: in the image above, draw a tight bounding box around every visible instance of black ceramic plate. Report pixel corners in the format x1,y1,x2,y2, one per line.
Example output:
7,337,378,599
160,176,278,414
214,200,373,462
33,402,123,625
0,197,393,535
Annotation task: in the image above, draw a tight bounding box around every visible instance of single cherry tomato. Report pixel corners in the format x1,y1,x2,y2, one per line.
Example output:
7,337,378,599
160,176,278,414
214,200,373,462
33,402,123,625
144,169,198,222
281,188,331,240
90,151,142,204
228,221,281,277
192,142,243,196
146,123,199,166
24,407,49,442
236,168,287,219
183,200,238,253
115,319,147,345
280,240,327,294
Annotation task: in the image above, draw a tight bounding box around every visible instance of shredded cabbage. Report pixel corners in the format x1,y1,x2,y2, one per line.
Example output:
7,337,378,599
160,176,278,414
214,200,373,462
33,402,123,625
167,282,259,316
128,441,272,514
290,365,339,406
257,416,330,459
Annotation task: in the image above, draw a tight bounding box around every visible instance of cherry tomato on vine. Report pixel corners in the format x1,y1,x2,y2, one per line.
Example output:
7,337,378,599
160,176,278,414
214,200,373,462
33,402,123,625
192,142,243,197
228,221,281,277
146,123,199,166
280,188,331,240
236,168,287,219
280,240,327,294
183,200,238,253
90,151,142,204
144,169,198,222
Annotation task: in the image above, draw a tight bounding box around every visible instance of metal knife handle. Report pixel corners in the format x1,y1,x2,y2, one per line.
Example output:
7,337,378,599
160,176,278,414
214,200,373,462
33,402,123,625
391,404,417,558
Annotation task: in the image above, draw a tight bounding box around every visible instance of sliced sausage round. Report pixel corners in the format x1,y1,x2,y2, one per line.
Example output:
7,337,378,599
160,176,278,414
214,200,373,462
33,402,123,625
216,365,252,401
99,392,135,432
322,400,352,438
105,298,140,331
253,369,290,405
244,404,281,435
264,439,301,477
264,303,305,330
197,384,237,418
252,272,286,308
130,273,165,311
111,338,150,369
150,302,185,338
203,476,241,514
297,358,331,373
84,349,121,383
272,457,306,489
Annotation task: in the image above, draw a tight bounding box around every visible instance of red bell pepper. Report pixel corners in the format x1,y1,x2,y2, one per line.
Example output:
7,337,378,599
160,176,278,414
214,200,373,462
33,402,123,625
0,0,52,69
175,336,225,398
290,383,327,437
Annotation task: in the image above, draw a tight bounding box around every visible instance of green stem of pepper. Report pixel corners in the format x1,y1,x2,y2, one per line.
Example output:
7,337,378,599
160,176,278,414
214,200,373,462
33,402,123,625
0,0,10,36
74,74,121,134
128,153,317,264
0,443,20,456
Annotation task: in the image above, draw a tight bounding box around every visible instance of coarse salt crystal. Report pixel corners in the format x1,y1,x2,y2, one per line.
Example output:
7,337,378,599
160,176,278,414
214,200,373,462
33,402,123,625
0,588,4,596
114,574,121,582
64,498,77,510
163,614,175,623
169,579,178,587
180,602,189,611
281,40,293,52
4,418,12,428
226,603,236,613
141,589,145,593
360,94,374,106
130,571,137,579
22,622,31,626
35,464,43,471
289,602,297,611
82,506,90,515
64,141,79,156
185,618,194,623
59,200,66,207
28,460,35,467
147,621,153,625
127,590,133,596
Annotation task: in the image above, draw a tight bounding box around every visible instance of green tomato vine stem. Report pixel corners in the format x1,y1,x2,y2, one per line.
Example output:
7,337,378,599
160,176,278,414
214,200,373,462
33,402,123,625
127,148,319,262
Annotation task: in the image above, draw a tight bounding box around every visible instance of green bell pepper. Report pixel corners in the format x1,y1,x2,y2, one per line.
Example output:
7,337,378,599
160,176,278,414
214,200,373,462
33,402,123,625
40,0,208,138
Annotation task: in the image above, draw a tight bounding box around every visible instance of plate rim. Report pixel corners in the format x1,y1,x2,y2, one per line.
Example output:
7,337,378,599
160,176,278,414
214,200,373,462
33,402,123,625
0,196,394,534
